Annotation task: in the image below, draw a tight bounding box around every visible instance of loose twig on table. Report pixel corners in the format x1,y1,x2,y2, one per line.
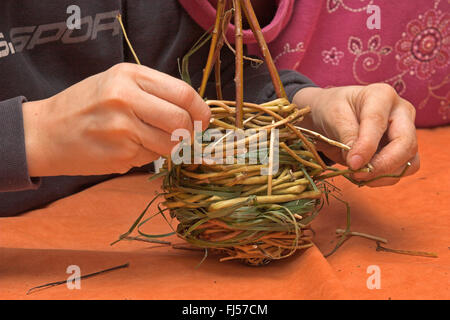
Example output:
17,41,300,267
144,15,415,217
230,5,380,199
26,263,129,295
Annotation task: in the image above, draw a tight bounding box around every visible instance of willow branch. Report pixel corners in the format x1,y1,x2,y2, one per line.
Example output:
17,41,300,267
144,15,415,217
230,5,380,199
241,0,286,99
199,0,227,98
233,0,244,128
214,9,233,100
116,14,141,65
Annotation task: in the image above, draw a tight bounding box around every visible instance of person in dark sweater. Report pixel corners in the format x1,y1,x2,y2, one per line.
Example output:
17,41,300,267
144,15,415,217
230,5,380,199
0,0,419,216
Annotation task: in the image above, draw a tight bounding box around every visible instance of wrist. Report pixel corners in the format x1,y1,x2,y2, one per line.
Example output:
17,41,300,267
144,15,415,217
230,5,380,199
22,99,52,177
292,87,323,131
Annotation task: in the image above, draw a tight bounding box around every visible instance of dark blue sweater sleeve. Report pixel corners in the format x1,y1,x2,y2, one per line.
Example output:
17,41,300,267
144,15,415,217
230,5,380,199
241,68,319,104
0,96,41,192
214,50,319,104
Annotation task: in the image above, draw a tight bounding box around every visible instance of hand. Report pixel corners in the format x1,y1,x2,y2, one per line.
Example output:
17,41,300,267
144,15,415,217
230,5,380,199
22,63,211,177
293,84,419,187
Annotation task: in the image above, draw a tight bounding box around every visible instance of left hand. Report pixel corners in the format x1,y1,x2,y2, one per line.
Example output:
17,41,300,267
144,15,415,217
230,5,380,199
293,83,420,187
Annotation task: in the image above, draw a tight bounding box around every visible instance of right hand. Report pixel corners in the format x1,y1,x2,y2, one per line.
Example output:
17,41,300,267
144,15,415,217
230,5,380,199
22,63,211,177
293,85,419,187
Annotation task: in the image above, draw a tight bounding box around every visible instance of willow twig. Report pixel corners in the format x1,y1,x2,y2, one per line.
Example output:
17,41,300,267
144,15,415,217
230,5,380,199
295,126,351,151
199,0,227,97
26,263,129,295
280,142,323,170
267,123,275,195
214,9,233,99
335,229,388,244
241,0,286,99
233,0,244,128
376,243,438,258
116,14,141,65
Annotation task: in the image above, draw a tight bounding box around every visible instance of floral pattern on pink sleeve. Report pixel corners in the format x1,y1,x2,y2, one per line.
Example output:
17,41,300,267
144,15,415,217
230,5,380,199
267,0,450,127
396,9,449,80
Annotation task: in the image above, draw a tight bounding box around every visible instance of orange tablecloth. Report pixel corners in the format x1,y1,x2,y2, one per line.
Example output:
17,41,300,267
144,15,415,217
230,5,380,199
1,128,449,300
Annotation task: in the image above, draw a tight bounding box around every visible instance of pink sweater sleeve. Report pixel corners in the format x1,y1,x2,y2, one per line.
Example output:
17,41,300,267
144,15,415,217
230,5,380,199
177,0,294,45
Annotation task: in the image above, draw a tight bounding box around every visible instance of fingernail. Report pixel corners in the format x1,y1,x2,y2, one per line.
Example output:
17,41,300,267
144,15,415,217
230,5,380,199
349,155,364,170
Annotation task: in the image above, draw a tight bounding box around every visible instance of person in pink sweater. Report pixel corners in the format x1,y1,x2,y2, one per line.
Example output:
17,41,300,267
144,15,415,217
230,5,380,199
181,0,423,186
250,0,448,128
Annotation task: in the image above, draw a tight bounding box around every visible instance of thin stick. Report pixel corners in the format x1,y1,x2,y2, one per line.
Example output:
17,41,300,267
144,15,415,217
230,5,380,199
172,244,206,251
267,124,275,195
199,0,227,97
209,191,321,211
295,126,379,171
295,126,351,151
233,0,244,128
213,9,233,100
26,263,129,295
255,108,307,131
208,99,293,113
376,243,438,258
116,14,141,65
123,236,171,245
222,31,264,65
337,162,412,187
117,13,174,171
314,168,371,180
324,196,352,258
215,57,223,99
335,229,388,244
279,142,322,170
241,0,286,99
287,124,327,169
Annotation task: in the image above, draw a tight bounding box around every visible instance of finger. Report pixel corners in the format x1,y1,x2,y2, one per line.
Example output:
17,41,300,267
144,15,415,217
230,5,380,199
402,153,420,177
347,85,395,170
131,148,160,168
361,153,420,187
321,104,360,164
353,101,418,181
134,66,211,130
131,89,194,135
134,120,180,156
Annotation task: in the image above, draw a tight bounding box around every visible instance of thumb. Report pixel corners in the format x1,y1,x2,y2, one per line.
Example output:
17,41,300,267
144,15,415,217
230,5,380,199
338,125,361,168
346,141,368,171
319,106,360,165
346,116,389,171
345,85,395,170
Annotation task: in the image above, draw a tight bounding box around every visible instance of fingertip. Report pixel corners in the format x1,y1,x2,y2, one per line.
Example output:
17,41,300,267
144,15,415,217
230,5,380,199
192,97,211,131
346,135,378,171
348,154,364,170
203,104,212,131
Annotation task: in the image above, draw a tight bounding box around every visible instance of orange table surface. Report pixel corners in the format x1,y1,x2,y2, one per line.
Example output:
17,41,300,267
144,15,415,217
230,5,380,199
1,127,449,300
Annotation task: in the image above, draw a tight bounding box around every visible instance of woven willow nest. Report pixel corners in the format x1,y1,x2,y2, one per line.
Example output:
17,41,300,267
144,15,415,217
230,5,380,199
159,98,328,265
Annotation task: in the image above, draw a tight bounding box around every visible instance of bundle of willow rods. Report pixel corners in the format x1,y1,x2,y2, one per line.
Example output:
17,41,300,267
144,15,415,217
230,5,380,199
160,98,329,265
